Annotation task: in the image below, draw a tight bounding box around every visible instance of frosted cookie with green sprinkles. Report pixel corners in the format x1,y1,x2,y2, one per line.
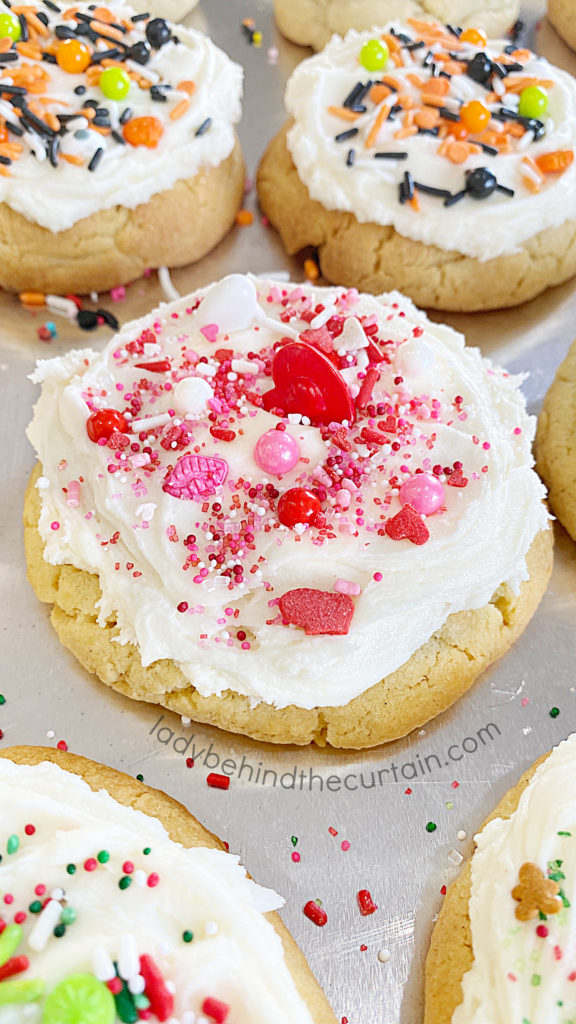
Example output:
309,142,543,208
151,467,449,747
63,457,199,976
425,732,576,1023
0,746,337,1024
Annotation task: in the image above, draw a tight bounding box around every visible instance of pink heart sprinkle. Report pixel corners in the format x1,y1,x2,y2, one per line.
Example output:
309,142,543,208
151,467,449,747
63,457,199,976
200,324,219,343
163,453,228,501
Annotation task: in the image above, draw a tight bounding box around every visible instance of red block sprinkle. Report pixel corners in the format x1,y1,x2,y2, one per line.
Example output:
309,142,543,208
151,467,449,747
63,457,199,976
207,773,230,791
279,588,354,636
303,901,327,927
139,955,174,1022
385,504,430,545
134,360,171,373
357,890,378,916
356,367,380,409
202,996,230,1022
0,956,29,981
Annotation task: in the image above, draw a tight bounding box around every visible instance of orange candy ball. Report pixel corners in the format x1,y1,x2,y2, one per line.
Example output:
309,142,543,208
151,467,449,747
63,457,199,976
123,116,164,148
460,100,491,134
460,27,488,46
56,39,91,74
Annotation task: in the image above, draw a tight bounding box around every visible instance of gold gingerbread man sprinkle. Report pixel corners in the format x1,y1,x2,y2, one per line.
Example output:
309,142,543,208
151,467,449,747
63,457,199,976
511,862,562,922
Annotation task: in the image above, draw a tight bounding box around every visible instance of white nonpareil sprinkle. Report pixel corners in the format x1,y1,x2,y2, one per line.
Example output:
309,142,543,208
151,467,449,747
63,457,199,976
195,363,217,378
118,933,140,982
28,899,62,952
92,947,116,982
205,921,219,936
130,413,171,432
231,358,260,375
378,949,391,963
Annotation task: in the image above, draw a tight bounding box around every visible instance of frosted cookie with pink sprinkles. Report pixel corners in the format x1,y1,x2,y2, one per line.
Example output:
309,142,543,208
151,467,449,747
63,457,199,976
25,274,552,748
0,745,337,1024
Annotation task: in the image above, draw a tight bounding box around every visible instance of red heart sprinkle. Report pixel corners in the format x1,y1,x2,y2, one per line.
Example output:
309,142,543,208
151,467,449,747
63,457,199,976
279,588,355,636
262,342,355,426
385,504,430,545
378,416,397,434
163,454,228,501
446,467,468,488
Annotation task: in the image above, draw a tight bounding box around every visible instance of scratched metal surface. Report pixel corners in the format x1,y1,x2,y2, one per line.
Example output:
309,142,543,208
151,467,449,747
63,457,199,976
1,2,576,1022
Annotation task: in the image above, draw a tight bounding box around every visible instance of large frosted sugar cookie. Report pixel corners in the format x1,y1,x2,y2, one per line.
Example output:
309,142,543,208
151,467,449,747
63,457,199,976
549,0,576,55
258,23,576,311
0,746,336,1023
536,339,576,543
275,0,521,52
0,2,243,295
424,733,576,1024
25,274,552,749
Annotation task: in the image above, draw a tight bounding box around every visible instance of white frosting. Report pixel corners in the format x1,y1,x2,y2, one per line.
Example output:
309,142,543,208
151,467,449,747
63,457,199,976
285,26,576,260
0,758,314,1024
0,2,242,232
454,733,576,1023
27,275,547,711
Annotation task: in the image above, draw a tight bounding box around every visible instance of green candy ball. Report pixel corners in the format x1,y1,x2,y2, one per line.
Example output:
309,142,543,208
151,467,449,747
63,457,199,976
518,85,549,120
99,67,131,101
359,38,389,72
0,12,21,43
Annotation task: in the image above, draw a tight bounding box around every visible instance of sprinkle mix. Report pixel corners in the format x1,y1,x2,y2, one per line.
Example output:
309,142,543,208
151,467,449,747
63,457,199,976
0,819,232,1022
0,2,215,179
326,21,572,205
285,17,576,266
36,274,528,654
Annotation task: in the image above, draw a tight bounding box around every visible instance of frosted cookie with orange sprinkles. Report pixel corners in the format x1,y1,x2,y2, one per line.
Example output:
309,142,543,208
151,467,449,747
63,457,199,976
274,0,521,52
0,2,244,294
258,22,576,311
25,274,552,748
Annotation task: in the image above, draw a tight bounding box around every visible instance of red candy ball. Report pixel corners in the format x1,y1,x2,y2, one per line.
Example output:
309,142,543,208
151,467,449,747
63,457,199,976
86,408,128,443
278,488,325,529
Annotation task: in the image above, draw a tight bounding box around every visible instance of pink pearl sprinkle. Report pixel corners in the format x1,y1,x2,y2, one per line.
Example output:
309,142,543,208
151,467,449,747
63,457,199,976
292,852,301,863
254,428,300,476
147,873,160,888
399,474,445,515
34,885,46,896
341,840,350,852
373,572,382,582
241,641,251,650
3,895,13,905
50,521,60,531
536,924,549,938
334,579,361,597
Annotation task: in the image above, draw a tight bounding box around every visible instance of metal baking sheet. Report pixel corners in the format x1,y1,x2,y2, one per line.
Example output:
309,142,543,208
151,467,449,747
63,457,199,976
1,2,576,1021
